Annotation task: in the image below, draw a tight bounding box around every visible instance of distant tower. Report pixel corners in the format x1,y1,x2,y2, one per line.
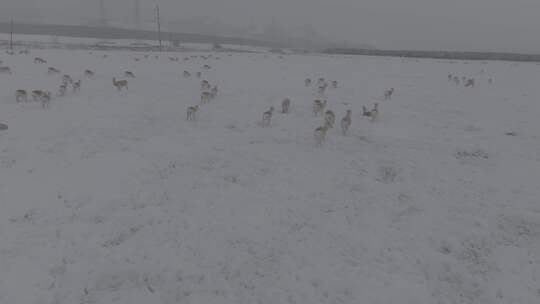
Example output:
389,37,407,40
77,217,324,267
134,0,141,30
99,0,108,27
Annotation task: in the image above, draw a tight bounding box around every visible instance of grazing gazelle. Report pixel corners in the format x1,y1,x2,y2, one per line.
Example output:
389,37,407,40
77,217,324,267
317,84,328,96
124,71,135,78
314,124,330,147
196,72,202,79
48,67,61,75
305,78,312,87
324,110,336,128
331,80,338,89
0,66,12,74
112,77,128,91
340,110,352,135
34,57,47,64
262,106,275,127
186,105,199,121
313,99,327,116
281,98,291,114
183,71,191,78
84,70,94,77
317,78,326,86
465,78,475,88
201,92,211,104
15,90,28,103
32,90,46,102
203,65,211,70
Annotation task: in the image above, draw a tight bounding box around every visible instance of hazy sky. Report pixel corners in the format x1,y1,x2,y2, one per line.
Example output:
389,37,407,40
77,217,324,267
2,0,540,52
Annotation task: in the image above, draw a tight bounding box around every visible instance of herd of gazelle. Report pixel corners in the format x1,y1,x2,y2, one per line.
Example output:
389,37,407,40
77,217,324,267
186,79,219,120
13,57,89,108
259,77,387,147
5,51,392,147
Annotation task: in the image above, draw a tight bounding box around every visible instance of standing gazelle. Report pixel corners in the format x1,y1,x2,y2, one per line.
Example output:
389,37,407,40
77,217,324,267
201,92,211,104
314,124,330,147
324,110,336,128
281,98,291,114
313,99,327,116
72,80,81,94
15,90,28,103
262,106,275,127
41,91,52,109
340,110,352,135
187,105,199,121
112,77,128,91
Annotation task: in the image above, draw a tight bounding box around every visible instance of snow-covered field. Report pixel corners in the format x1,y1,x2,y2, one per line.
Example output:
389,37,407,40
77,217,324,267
1,48,539,304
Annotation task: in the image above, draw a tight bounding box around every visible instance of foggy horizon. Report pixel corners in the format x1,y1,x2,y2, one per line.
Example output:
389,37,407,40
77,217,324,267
2,0,540,53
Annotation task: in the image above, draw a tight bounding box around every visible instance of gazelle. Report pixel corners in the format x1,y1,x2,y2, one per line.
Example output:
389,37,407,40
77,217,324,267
32,90,46,102
62,74,73,84
15,90,28,103
34,57,47,64
186,105,199,121
72,80,81,93
124,71,135,78
305,78,312,87
58,83,67,97
324,110,336,128
331,80,338,89
201,92,211,104
262,106,275,127
281,98,291,114
317,78,326,86
41,91,52,109
48,67,61,75
314,124,330,147
0,66,12,74
384,88,394,100
210,86,218,99
340,110,352,135
465,78,475,87
196,72,202,79
201,80,211,91
313,99,327,116
203,65,211,70
362,103,379,122
183,71,191,78
112,77,128,91
84,70,94,77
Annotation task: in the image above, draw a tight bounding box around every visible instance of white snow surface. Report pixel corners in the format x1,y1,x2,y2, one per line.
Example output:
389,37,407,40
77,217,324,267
1,49,540,304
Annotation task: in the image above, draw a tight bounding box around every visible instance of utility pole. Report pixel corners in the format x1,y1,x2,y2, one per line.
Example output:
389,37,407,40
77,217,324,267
9,19,13,51
154,5,162,51
99,0,107,27
134,0,141,30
